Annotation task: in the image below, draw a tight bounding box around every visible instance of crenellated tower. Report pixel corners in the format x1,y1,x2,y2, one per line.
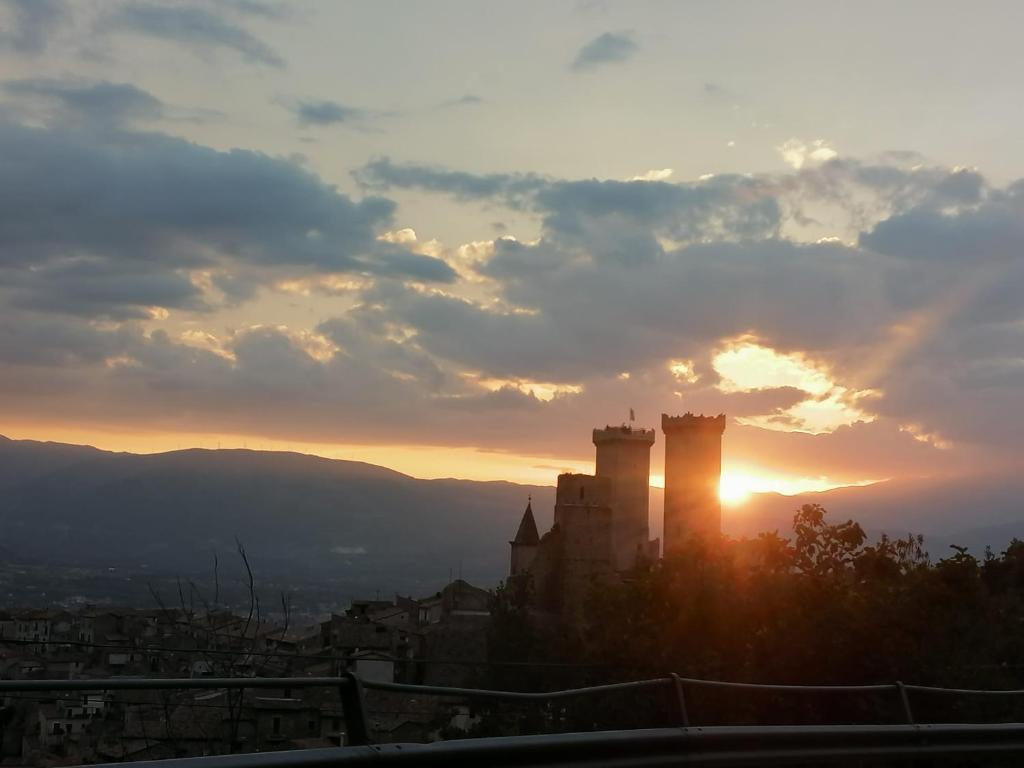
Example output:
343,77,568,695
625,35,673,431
592,425,656,569
661,412,726,552
506,420,660,617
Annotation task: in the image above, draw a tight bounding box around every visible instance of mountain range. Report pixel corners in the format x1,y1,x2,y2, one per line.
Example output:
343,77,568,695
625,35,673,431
1,435,1022,606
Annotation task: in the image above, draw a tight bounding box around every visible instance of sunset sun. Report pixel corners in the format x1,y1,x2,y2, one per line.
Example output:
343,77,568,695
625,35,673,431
719,472,753,506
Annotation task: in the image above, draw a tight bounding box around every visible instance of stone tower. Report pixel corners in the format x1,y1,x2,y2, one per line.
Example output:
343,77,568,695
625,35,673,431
592,425,656,570
661,413,726,552
509,499,540,577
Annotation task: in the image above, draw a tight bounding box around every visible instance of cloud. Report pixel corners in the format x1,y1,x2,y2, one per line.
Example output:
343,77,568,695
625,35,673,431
778,138,839,170
110,3,284,67
341,156,1024,469
860,189,1024,265
357,157,547,204
0,0,65,53
3,79,164,127
359,159,781,257
291,99,366,127
438,94,484,109
5,258,205,320
0,309,138,367
630,169,673,182
571,31,638,71
532,176,781,260
215,0,288,19
0,113,455,322
1,132,1021,483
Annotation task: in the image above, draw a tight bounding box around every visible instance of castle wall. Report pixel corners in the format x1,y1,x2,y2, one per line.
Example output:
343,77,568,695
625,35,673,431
662,413,725,552
557,474,615,604
556,500,615,620
522,529,564,614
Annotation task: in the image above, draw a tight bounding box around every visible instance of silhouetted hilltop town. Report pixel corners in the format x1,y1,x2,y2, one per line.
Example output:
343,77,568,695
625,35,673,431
0,412,724,762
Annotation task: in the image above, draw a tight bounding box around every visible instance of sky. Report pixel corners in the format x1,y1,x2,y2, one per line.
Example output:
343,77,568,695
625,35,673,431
1,0,1022,501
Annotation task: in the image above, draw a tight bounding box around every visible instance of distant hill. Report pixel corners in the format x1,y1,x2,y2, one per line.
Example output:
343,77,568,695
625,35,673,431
0,436,553,596
2,435,1022,604
721,474,1024,556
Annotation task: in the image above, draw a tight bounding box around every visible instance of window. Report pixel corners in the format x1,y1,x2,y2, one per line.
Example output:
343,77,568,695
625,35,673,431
272,716,281,735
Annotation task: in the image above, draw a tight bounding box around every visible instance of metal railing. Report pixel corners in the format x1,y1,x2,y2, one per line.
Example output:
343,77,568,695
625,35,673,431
5,674,1024,765
81,724,1024,767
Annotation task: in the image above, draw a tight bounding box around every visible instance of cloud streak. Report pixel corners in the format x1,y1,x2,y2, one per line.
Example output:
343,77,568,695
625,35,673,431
571,31,638,71
3,79,164,126
0,0,65,53
292,99,365,126
110,3,284,67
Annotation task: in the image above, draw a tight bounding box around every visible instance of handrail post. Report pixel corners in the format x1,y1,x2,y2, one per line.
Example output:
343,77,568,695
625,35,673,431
339,672,370,746
670,674,690,727
895,681,915,725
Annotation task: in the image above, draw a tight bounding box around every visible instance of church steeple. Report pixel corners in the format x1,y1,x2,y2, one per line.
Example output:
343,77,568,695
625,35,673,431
512,498,540,545
509,497,540,577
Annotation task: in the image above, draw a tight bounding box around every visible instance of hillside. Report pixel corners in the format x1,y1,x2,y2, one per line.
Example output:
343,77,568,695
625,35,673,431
0,436,554,599
724,474,1024,555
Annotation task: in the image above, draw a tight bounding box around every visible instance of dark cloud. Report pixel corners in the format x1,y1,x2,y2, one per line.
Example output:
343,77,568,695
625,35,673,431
369,239,890,382
215,0,288,19
0,120,389,270
570,31,638,71
0,0,64,53
439,94,484,108
110,3,284,67
361,159,781,263
861,189,1023,264
534,176,781,263
779,160,987,232
0,308,137,367
3,79,163,126
5,258,205,320
0,116,454,322
357,158,546,205
293,100,365,127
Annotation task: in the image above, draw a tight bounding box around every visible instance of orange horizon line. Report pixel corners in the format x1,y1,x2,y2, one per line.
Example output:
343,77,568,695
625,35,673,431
1,425,888,499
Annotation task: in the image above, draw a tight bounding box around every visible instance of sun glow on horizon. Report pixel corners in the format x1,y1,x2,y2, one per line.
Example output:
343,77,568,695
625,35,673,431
719,473,753,506
718,469,879,507
5,426,880,505
647,468,879,506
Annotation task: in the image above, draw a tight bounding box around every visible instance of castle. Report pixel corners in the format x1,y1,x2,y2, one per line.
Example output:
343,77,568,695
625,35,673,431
508,412,725,615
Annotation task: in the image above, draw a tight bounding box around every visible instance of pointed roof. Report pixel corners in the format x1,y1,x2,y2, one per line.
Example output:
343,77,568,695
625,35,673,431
512,499,540,546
